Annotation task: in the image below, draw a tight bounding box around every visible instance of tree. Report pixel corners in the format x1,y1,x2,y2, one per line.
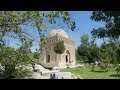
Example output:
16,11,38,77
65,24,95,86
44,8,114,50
0,36,33,79
91,11,120,39
53,41,66,63
54,41,65,54
90,11,120,70
75,49,81,62
77,34,91,63
77,34,102,64
0,11,76,50
0,11,76,78
81,33,89,45
0,11,76,55
33,52,40,59
117,48,120,64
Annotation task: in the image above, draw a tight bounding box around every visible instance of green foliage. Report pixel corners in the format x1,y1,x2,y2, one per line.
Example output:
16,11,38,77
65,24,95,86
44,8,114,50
91,11,120,39
81,56,88,63
0,11,76,52
77,34,98,63
77,34,89,56
54,41,65,54
75,49,81,61
0,45,32,79
115,64,120,76
33,52,40,59
80,33,89,45
76,33,120,69
100,42,119,64
0,11,76,79
77,44,87,56
0,67,32,79
0,36,34,79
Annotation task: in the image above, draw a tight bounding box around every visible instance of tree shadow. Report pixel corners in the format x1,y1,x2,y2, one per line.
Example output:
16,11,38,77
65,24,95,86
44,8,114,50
109,74,120,78
91,70,108,73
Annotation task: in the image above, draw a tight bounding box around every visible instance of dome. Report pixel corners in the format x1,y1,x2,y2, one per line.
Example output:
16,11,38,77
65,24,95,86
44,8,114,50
48,29,69,38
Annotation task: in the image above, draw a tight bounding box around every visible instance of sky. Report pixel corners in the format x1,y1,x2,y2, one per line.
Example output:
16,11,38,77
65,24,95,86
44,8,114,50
66,11,105,48
7,11,105,52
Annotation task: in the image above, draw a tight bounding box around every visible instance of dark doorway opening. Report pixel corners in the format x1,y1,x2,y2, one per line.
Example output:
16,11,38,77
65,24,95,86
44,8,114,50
66,55,68,62
47,55,50,63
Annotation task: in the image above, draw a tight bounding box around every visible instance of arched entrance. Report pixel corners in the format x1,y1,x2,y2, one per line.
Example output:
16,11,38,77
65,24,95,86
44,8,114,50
46,50,50,63
65,50,70,66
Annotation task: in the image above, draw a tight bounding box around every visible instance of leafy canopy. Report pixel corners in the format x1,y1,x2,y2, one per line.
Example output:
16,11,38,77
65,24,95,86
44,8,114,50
54,41,65,54
91,11,120,39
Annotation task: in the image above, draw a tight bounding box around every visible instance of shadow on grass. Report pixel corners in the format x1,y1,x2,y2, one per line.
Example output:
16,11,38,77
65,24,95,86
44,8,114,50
109,74,120,78
91,70,108,73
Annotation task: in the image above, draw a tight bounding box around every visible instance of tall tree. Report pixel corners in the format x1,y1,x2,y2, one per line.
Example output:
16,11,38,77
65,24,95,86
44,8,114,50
91,11,120,39
77,34,100,63
0,11,76,78
0,11,76,47
0,37,33,79
77,34,90,63
81,33,89,45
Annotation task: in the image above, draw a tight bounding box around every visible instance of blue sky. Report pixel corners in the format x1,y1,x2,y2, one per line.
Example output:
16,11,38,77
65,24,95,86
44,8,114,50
7,11,105,52
66,11,105,48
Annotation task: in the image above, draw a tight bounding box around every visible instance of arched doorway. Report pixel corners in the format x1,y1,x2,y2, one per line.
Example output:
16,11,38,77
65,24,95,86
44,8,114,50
46,50,50,63
65,50,70,66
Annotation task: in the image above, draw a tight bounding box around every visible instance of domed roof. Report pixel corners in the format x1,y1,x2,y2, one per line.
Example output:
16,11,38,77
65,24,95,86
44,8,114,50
48,29,69,38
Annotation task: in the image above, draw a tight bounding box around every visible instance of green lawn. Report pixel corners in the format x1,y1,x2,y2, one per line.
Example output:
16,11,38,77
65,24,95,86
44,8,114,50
61,65,120,79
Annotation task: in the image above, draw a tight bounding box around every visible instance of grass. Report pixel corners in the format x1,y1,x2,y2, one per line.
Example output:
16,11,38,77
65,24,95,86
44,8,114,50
60,65,120,79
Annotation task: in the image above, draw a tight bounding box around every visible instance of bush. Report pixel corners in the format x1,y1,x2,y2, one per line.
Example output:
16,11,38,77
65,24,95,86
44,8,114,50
33,52,40,59
54,41,65,54
0,38,34,79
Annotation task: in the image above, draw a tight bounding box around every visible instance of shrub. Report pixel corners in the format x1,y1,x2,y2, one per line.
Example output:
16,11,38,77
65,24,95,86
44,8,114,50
54,41,65,54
